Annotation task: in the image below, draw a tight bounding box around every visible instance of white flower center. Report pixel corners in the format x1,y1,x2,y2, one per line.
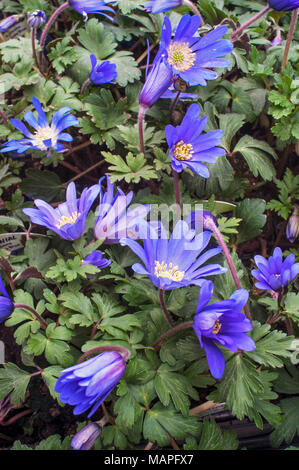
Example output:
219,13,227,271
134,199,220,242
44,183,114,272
33,126,59,150
167,42,196,72
154,261,185,282
55,211,81,229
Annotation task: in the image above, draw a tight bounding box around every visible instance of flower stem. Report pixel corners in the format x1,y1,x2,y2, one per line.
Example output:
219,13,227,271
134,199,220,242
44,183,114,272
231,5,270,41
0,110,9,128
138,105,146,155
182,0,204,25
13,303,48,330
80,78,91,94
281,8,298,69
78,345,131,363
172,169,181,217
31,28,47,78
204,217,252,320
40,1,69,49
170,90,181,119
151,320,193,350
158,289,174,327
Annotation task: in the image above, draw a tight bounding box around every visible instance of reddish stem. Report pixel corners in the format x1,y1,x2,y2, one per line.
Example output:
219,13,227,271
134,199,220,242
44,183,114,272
13,303,48,330
40,2,69,49
78,345,131,363
158,288,174,327
282,8,298,69
204,217,252,320
151,321,193,350
231,5,270,41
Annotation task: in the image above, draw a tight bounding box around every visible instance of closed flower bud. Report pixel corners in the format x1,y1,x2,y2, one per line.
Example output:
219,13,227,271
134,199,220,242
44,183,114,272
27,10,47,28
286,207,299,243
55,351,126,417
71,423,102,450
139,53,173,110
0,14,23,33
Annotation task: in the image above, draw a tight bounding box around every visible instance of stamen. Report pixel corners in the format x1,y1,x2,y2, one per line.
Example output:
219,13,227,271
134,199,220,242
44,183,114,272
56,211,81,229
33,126,59,150
154,260,185,282
173,140,194,161
212,319,222,335
167,42,196,72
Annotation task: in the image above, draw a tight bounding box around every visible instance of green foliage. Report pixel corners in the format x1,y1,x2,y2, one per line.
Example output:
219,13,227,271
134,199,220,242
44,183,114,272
48,38,78,75
184,419,238,450
267,168,299,219
103,151,157,183
0,363,31,405
235,198,266,243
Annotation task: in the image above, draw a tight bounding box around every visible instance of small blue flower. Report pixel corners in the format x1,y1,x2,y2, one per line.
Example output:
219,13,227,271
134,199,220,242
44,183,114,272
166,103,225,178
94,175,151,243
251,247,299,291
89,55,117,85
23,182,100,241
81,250,111,269
144,0,182,13
68,0,116,21
193,281,255,379
158,15,233,86
0,274,14,324
0,97,79,155
55,351,126,417
269,0,299,11
139,52,173,110
121,219,227,291
27,10,47,28
71,422,102,450
0,14,23,33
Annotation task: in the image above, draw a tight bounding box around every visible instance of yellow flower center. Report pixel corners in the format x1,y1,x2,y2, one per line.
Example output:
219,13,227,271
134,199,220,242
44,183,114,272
154,261,185,282
55,211,81,229
167,42,196,72
212,319,222,335
173,140,194,161
33,126,59,150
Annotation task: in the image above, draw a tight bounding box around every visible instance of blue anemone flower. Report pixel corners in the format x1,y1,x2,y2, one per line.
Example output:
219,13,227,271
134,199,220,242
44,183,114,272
55,351,126,417
158,15,233,86
251,247,299,292
23,182,100,241
0,97,79,155
121,219,227,290
193,281,255,379
269,0,299,11
144,0,182,13
89,55,117,85
0,274,14,324
166,103,225,178
68,0,116,21
94,175,151,243
81,250,111,269
27,10,47,28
